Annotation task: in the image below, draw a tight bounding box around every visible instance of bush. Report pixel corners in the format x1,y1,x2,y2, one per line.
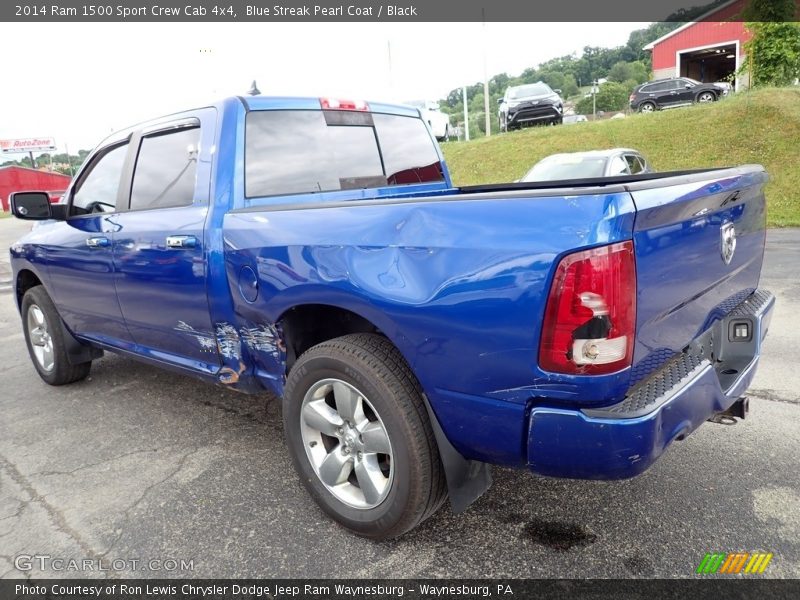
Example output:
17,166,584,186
575,82,630,114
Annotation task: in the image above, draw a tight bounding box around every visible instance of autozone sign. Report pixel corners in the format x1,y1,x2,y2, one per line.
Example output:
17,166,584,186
0,137,57,153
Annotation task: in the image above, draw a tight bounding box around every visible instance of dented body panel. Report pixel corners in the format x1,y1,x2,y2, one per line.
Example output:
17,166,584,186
9,96,774,479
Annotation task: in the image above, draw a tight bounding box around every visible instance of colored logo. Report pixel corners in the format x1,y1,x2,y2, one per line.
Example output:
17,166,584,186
696,552,773,574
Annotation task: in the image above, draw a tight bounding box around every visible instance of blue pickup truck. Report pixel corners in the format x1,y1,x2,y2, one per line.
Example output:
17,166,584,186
9,96,774,539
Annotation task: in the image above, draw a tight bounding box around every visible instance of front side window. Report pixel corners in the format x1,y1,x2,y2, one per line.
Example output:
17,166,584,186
608,155,630,176
71,143,128,215
129,127,200,211
245,110,443,198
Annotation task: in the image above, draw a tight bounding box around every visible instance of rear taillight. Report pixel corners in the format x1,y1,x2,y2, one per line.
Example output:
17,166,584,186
539,241,636,375
629,94,636,102
320,98,368,111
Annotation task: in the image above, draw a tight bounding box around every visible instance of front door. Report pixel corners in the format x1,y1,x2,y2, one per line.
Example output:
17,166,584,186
45,141,133,345
111,112,220,371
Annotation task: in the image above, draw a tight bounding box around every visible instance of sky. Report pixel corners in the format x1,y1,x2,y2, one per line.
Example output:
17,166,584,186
0,21,648,154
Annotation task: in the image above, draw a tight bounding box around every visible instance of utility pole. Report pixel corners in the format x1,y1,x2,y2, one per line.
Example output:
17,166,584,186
592,79,598,120
482,13,491,137
463,86,470,141
387,40,393,99
64,143,74,176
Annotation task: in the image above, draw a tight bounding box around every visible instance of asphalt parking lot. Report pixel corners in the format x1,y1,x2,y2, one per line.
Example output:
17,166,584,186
0,217,798,579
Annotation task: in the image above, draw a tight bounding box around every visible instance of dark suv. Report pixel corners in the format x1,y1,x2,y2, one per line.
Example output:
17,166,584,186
498,82,563,130
630,77,728,113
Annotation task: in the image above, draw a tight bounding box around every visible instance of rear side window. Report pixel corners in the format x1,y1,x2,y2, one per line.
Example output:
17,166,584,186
245,110,443,198
130,127,200,211
625,155,644,174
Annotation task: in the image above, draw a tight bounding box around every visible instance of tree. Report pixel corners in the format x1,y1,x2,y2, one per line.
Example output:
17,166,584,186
739,0,800,87
562,74,579,98
575,82,630,115
607,61,649,84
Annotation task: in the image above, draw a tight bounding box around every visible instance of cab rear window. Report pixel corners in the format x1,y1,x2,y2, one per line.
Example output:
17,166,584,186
245,110,444,198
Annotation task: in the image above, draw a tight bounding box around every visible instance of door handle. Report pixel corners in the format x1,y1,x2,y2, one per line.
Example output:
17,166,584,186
166,235,197,249
85,237,110,248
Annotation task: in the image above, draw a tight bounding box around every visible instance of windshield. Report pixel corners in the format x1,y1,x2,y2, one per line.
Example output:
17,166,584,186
508,83,552,99
521,155,608,182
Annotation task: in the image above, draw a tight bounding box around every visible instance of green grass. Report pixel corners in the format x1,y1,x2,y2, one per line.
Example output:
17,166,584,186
0,210,11,219
443,87,800,227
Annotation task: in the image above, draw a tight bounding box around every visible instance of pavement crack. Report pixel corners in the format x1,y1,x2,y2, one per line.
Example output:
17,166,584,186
99,445,203,558
0,453,103,564
748,388,800,405
31,446,177,478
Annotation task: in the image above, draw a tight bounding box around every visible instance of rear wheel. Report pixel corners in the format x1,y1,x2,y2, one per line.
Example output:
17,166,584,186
283,333,446,539
639,101,656,113
22,286,91,385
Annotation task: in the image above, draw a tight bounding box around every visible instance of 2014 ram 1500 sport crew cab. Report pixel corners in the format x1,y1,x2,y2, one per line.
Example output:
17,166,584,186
10,96,774,539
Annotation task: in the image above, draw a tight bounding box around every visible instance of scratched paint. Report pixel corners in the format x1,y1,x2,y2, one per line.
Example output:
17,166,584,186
240,323,285,362
174,321,217,353
214,322,241,360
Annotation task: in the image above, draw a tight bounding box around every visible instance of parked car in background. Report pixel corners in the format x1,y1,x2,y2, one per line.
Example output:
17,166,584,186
630,77,728,113
521,148,651,182
498,82,564,130
406,100,451,141
563,115,588,125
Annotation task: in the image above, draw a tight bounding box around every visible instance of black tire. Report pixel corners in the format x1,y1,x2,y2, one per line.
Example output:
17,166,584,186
283,333,447,539
638,101,656,113
697,91,716,103
21,286,91,385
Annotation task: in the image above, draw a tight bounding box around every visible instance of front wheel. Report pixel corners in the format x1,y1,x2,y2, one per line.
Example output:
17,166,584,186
283,333,446,539
697,91,716,103
22,286,91,385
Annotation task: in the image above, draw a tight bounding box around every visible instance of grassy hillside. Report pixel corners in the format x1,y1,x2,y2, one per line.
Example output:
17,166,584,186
442,88,800,227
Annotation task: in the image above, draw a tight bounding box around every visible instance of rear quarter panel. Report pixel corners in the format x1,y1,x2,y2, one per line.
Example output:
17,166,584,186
223,190,636,464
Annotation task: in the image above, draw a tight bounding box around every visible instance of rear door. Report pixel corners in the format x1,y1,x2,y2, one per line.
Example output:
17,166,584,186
111,110,219,371
628,167,768,376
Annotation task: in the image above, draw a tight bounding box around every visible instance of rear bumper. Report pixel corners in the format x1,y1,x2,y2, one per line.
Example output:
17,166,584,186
526,289,775,479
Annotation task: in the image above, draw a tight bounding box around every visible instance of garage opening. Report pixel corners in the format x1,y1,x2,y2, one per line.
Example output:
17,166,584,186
678,43,737,86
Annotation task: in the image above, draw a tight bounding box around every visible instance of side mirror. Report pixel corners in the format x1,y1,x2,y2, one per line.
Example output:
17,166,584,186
554,89,562,95
10,191,54,220
685,83,693,88
497,98,505,105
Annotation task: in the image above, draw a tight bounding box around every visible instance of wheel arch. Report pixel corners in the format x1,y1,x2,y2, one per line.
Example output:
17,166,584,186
15,268,45,312
16,268,102,365
277,301,492,512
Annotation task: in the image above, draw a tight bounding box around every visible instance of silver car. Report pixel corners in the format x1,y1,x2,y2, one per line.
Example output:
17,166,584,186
521,148,651,182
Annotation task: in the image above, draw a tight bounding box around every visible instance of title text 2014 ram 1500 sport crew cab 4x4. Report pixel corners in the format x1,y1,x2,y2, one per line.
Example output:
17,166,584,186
9,96,774,539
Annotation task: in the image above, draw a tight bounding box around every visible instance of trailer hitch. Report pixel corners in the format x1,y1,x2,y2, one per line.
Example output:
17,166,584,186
708,396,749,425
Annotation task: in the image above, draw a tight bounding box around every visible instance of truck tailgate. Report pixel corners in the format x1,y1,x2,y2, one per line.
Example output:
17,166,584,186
627,166,768,383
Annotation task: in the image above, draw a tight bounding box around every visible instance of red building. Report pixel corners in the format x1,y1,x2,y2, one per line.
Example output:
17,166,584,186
644,0,752,91
0,166,72,212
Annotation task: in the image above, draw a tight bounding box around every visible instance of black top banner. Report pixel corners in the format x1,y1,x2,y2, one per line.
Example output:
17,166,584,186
3,0,799,22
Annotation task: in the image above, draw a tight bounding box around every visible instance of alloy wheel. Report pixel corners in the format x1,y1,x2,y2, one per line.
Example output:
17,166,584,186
300,378,394,509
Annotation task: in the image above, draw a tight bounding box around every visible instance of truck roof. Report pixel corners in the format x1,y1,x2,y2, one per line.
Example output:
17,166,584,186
239,95,420,118
92,96,422,152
